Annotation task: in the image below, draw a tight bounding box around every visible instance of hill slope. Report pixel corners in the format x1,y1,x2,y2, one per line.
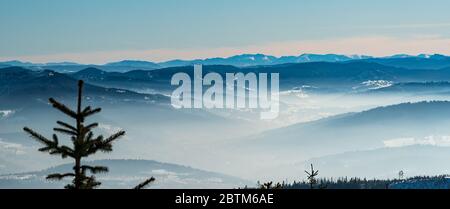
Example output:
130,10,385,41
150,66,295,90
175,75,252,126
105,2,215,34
232,101,450,162
0,159,251,189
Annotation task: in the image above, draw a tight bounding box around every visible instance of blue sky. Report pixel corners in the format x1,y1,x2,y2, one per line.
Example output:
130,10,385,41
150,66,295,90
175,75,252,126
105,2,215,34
1,0,450,63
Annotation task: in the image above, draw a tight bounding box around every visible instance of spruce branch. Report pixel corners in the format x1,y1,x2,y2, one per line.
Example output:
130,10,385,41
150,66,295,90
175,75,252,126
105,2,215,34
46,173,75,180
23,127,53,145
134,177,155,189
83,176,101,189
53,128,77,136
56,121,77,132
84,123,99,131
49,98,77,119
82,107,101,118
104,130,126,144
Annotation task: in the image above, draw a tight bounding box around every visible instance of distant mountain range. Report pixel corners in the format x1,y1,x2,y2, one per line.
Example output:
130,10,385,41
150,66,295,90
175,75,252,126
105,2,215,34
157,53,372,67
5,55,450,98
353,54,450,70
2,53,450,72
0,60,161,73
0,66,169,107
61,62,404,93
0,159,251,189
367,81,450,95
5,59,450,95
59,61,450,93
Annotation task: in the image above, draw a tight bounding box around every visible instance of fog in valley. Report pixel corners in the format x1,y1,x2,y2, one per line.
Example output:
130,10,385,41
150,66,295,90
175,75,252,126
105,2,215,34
3,58,450,187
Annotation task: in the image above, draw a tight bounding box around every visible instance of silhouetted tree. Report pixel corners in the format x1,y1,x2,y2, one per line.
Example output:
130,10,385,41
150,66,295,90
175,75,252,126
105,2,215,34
305,164,319,189
258,181,283,189
23,80,130,189
398,170,404,180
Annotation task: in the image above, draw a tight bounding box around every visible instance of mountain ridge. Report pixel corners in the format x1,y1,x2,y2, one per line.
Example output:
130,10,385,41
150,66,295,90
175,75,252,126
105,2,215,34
0,66,170,106
3,53,450,71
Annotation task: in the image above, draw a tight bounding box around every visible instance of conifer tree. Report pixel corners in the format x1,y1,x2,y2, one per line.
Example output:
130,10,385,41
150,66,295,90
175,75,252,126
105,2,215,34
258,181,283,189
305,164,319,189
259,181,274,189
23,80,126,189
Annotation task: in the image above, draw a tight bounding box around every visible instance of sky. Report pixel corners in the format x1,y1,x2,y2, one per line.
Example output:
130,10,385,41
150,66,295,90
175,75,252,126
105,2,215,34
1,0,450,64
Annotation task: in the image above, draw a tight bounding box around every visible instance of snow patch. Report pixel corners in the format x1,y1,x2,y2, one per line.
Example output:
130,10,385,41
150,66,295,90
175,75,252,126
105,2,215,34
0,110,15,118
361,80,393,90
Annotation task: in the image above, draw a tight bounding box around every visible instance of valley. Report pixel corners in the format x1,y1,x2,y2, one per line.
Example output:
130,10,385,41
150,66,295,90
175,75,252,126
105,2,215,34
3,54,450,188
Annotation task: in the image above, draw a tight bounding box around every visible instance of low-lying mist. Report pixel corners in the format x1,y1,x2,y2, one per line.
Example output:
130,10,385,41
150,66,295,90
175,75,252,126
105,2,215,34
4,86,450,185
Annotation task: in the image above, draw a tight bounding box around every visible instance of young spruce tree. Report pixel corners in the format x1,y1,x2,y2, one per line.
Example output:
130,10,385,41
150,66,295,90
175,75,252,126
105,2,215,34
305,164,319,189
24,80,130,189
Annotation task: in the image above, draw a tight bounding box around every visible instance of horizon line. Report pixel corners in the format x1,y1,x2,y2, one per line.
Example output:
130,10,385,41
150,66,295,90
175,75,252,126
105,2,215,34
0,52,448,66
